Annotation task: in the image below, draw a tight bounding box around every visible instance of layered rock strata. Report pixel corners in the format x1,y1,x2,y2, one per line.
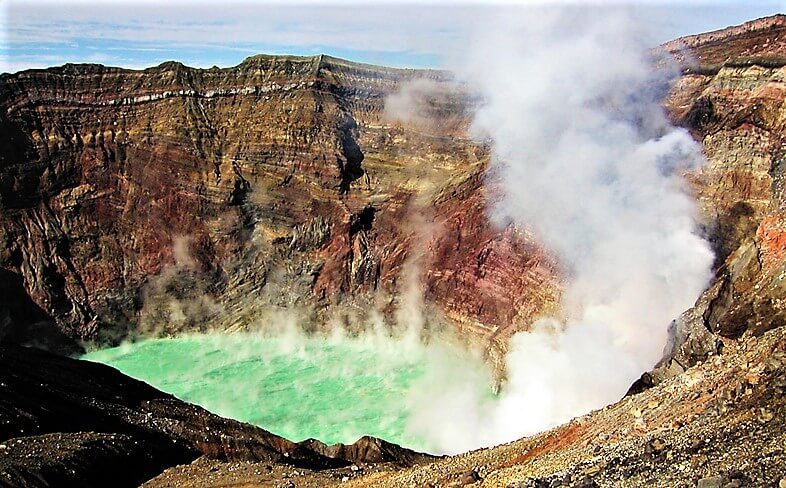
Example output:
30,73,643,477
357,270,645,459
0,54,557,352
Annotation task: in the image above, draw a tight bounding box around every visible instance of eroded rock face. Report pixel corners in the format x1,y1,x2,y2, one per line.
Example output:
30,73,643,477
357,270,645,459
0,53,558,351
658,15,786,372
2,12,786,488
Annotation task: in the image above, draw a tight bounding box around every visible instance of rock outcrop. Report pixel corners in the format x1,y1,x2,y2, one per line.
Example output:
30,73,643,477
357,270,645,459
3,16,784,365
662,14,786,68
655,14,786,378
335,324,786,487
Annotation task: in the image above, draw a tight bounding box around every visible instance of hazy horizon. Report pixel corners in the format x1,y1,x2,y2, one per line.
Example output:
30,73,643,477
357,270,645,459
1,0,783,74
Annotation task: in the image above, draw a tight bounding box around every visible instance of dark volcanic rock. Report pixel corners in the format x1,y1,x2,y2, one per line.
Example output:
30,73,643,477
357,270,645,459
0,433,191,488
0,345,435,486
301,435,434,466
0,268,82,356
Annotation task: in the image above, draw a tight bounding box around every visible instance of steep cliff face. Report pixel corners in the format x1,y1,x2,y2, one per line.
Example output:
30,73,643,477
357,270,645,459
0,54,554,348
656,15,786,376
2,13,786,488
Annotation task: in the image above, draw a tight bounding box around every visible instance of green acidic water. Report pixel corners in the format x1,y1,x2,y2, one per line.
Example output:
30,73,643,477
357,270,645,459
82,332,483,451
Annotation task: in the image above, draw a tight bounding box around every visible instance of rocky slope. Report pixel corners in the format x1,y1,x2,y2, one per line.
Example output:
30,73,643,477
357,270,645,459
142,325,786,487
0,345,433,487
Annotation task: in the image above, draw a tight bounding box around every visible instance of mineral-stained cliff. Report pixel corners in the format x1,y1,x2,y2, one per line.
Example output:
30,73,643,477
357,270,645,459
1,14,786,370
148,19,786,486
0,52,558,352
657,14,786,375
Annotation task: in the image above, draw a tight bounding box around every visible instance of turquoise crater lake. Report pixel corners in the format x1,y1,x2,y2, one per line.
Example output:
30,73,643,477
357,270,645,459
82,331,491,452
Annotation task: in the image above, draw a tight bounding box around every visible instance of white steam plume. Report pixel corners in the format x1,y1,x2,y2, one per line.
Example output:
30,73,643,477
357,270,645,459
409,8,714,453
384,78,444,129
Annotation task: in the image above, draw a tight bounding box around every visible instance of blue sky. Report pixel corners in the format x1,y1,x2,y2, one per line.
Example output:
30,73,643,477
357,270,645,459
1,1,783,73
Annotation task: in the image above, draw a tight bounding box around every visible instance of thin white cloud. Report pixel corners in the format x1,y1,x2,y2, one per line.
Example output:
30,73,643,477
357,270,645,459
6,5,468,52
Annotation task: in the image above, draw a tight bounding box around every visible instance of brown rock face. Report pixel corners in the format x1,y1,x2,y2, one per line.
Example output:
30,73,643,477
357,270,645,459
0,54,557,350
3,13,786,488
654,14,786,375
618,24,786,375
662,14,786,67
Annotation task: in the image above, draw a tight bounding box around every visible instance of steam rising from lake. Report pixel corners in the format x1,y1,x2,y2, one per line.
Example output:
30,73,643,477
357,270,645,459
402,7,713,452
84,326,493,453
